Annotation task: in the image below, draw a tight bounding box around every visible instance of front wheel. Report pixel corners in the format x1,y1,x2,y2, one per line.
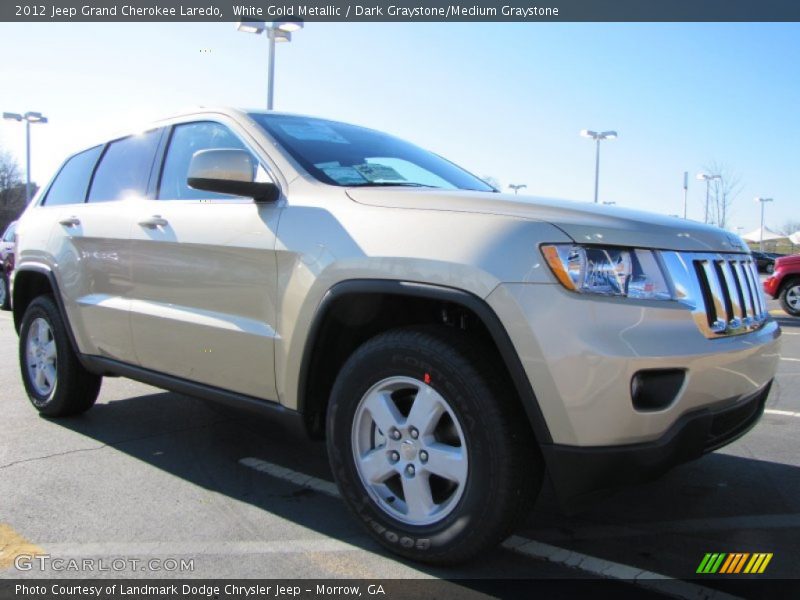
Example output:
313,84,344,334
0,274,9,311
326,326,541,564
780,281,800,317
19,295,102,416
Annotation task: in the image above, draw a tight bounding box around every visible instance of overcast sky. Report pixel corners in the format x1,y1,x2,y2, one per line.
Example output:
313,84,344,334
0,22,797,234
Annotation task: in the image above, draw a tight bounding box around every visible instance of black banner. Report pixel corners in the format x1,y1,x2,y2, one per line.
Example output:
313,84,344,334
2,0,800,22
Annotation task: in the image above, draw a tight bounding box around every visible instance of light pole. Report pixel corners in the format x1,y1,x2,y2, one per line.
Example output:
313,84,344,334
237,19,303,110
508,183,526,195
755,197,774,252
580,129,617,204
696,172,720,224
3,111,48,205
682,171,689,219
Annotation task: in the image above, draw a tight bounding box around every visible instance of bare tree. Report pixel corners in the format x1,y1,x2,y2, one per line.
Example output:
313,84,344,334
481,175,501,191
0,149,30,232
782,220,800,236
0,150,21,191
703,161,742,229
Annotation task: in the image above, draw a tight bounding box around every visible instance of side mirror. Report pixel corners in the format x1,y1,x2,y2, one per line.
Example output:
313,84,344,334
187,148,279,202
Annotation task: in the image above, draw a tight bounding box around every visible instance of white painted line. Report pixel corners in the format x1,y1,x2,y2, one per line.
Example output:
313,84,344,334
780,331,800,335
44,539,361,557
240,457,733,600
502,536,739,600
765,408,800,418
780,357,800,362
240,457,340,497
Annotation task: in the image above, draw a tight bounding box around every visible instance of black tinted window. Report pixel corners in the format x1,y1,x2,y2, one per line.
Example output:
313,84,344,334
88,130,160,203
159,122,251,200
42,146,102,206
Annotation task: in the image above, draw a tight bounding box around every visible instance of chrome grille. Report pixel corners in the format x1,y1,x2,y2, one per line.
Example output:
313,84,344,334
660,252,768,338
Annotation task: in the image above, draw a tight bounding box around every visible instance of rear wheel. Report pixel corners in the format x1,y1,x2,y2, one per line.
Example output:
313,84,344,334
19,295,102,417
326,326,541,564
780,281,800,316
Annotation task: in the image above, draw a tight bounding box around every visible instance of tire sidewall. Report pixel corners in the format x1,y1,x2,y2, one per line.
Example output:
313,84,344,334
0,275,7,310
781,283,800,316
19,298,63,412
327,339,501,560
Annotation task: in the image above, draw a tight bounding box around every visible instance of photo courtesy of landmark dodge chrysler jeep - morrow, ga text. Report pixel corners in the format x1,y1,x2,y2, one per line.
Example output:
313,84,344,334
11,108,780,564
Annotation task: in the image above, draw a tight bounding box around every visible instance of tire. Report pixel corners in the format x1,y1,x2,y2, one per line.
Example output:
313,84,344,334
19,295,102,417
0,274,9,311
766,262,775,274
780,280,800,317
326,326,542,564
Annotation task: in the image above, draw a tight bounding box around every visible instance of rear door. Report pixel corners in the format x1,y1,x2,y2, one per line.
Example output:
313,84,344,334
128,119,282,401
41,132,162,361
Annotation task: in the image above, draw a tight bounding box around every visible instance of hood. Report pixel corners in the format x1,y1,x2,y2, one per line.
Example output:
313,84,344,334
346,188,749,253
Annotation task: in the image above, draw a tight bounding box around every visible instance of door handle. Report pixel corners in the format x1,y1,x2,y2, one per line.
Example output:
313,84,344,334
58,216,81,227
138,215,169,229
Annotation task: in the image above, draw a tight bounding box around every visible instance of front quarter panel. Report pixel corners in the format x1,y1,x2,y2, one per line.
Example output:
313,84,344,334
273,183,572,409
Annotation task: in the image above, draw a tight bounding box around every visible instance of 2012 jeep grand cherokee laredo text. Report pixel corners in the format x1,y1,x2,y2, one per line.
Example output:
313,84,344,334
12,108,780,564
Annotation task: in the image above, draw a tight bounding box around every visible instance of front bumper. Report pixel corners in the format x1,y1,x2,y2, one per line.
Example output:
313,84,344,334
541,380,770,507
487,283,781,447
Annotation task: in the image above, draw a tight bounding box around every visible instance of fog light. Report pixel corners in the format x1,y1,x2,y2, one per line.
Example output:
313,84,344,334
631,369,686,411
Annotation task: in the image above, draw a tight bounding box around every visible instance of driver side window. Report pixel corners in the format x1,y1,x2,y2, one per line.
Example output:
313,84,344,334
158,122,258,201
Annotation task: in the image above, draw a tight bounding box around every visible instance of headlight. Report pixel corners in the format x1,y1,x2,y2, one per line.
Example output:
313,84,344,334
541,244,673,300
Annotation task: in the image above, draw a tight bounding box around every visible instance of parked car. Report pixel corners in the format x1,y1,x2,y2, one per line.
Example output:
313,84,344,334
0,220,16,310
764,254,800,316
752,250,777,274
11,108,780,564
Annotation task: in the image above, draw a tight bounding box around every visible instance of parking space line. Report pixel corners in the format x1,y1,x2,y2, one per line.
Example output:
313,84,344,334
780,357,800,362
0,523,45,569
765,408,800,418
239,457,734,600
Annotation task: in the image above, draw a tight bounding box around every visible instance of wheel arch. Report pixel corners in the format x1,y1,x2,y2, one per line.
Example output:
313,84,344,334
12,265,86,364
297,279,553,445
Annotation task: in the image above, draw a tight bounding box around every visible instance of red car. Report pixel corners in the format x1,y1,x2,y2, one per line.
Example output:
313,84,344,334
764,254,800,316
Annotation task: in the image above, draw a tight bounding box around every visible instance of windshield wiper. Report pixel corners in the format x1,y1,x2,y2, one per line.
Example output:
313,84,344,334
351,182,440,188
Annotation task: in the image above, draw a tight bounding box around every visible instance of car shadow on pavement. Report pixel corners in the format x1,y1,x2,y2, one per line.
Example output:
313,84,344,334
48,388,799,592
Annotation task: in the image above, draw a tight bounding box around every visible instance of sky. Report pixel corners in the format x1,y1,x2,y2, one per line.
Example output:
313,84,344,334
0,21,797,234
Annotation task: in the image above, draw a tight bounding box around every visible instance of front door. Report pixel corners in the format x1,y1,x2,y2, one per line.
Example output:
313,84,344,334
128,120,282,401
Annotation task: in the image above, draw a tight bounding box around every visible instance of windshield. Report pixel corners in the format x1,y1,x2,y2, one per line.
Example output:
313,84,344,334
250,113,493,192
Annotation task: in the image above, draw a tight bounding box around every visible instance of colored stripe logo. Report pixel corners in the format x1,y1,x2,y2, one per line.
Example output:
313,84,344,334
697,553,773,574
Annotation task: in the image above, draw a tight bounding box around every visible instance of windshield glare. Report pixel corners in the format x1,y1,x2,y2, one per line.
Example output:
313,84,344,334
250,114,493,192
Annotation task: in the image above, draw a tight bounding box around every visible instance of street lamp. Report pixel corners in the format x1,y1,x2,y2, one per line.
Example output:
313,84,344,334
508,183,526,195
755,196,774,252
3,111,48,205
696,172,721,224
237,19,303,110
580,129,617,204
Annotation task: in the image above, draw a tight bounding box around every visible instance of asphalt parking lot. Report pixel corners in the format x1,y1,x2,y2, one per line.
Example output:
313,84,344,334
1,292,799,599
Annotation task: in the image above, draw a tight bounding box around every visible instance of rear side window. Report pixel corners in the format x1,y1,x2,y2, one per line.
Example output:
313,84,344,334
41,146,103,206
88,130,161,203
158,122,252,201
